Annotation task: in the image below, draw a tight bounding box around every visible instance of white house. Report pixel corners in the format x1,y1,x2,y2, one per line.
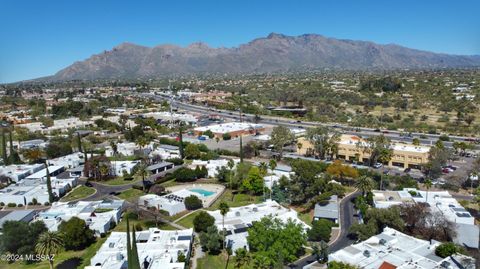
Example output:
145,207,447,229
328,227,475,269
36,200,124,236
138,189,204,216
85,228,194,269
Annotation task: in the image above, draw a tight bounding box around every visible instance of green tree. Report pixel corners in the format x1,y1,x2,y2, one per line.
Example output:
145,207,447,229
270,126,294,159
45,163,55,203
58,217,95,250
184,195,203,210
185,143,201,159
193,211,215,233
126,217,141,269
199,225,222,254
135,162,151,192
424,179,432,202
247,217,307,264
241,166,265,195
35,231,63,269
308,219,333,242
306,126,341,160
357,135,393,167
219,202,230,250
0,220,47,258
356,176,375,197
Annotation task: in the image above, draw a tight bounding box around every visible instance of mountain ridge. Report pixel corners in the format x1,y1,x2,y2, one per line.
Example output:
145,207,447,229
50,33,480,81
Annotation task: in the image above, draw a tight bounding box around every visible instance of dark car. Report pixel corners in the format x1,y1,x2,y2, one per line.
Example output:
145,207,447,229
374,128,381,132
404,168,411,173
85,182,93,187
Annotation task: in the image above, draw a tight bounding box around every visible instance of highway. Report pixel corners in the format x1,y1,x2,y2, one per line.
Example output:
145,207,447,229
138,92,479,149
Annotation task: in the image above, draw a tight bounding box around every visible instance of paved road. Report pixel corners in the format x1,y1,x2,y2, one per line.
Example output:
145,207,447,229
79,179,142,201
139,93,479,149
289,191,361,269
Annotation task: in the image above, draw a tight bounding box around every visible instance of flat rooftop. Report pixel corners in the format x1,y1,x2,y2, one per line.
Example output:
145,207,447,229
194,122,263,134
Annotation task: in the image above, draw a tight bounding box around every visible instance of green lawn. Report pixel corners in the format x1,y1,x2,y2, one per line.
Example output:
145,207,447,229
100,176,141,186
209,189,263,210
60,186,96,202
197,253,235,269
297,209,313,225
115,188,144,202
0,237,107,269
175,210,203,228
114,218,178,232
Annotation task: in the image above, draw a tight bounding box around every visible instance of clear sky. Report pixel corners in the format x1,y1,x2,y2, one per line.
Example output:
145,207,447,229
1,0,479,83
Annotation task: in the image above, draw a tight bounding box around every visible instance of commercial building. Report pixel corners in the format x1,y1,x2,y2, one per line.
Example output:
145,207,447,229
138,189,205,216
373,188,479,248
194,122,264,139
143,111,198,124
328,227,475,269
37,200,124,236
297,134,431,169
207,200,310,252
85,228,194,269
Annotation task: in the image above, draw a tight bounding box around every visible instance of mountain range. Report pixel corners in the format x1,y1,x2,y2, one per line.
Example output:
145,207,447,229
51,33,480,81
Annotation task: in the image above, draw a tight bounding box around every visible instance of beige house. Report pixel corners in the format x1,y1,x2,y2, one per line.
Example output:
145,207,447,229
297,134,430,169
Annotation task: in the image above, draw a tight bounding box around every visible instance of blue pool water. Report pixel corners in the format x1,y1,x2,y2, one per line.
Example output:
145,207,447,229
190,188,215,197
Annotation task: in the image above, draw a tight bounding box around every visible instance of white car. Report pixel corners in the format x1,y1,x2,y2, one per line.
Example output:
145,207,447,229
373,163,383,169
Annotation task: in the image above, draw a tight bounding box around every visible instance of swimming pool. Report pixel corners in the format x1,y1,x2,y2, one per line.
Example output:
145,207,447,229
189,188,215,197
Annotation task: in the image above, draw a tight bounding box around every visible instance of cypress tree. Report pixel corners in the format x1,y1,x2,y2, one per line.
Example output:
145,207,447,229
77,133,83,153
126,218,132,269
130,227,141,269
45,162,54,203
1,130,7,165
178,125,184,159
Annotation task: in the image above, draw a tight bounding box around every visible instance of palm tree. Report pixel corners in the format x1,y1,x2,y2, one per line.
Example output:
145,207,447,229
234,248,251,268
35,231,64,269
258,162,268,176
424,179,432,203
219,202,230,250
227,159,235,189
356,176,374,197
136,162,151,192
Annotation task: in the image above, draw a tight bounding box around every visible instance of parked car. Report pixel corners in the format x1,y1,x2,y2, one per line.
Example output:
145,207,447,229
404,168,411,173
373,163,383,169
85,182,93,187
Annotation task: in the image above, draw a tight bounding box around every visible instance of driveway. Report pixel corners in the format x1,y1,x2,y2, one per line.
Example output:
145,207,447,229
289,191,361,268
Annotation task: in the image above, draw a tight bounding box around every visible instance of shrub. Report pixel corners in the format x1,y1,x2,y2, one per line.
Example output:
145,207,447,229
135,223,143,231
7,203,16,207
0,202,4,206
32,198,38,205
17,204,23,207
184,195,203,210
44,202,50,206
166,158,184,165
435,242,464,258
222,133,231,140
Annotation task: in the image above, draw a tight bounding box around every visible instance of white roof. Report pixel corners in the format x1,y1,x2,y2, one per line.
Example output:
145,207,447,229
86,228,193,269
329,227,474,269
194,122,263,134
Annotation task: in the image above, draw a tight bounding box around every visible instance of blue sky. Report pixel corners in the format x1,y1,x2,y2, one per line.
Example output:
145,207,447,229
1,0,479,83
